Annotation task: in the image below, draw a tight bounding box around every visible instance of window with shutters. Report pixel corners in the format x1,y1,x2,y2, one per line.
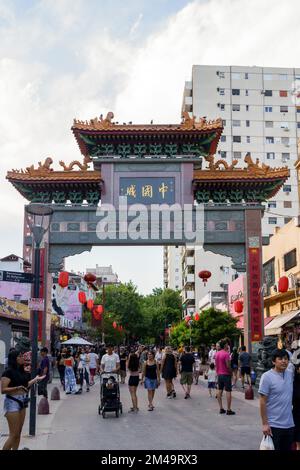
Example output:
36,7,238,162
284,249,297,271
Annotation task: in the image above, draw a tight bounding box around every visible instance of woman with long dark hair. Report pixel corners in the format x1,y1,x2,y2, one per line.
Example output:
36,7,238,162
1,350,45,450
127,351,140,413
64,349,78,394
161,346,177,398
141,350,160,411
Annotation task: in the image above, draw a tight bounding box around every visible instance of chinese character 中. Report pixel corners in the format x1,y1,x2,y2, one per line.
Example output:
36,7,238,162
142,185,153,198
159,182,168,199
126,185,137,198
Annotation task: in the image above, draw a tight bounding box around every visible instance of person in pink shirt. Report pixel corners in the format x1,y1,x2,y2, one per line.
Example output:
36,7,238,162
215,339,235,416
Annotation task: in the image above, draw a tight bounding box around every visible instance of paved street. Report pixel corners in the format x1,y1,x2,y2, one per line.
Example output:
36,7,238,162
1,376,262,450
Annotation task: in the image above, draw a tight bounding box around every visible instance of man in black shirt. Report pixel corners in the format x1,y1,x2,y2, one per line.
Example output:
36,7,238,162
178,346,195,399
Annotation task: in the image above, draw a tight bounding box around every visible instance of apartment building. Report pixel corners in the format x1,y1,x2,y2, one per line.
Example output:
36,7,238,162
182,65,300,236
86,264,120,285
181,245,233,316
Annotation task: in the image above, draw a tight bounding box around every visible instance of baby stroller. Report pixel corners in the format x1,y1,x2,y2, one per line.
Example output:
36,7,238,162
98,372,123,418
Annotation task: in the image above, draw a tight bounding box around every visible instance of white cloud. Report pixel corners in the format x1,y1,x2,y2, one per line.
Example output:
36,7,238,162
115,0,300,123
129,13,143,38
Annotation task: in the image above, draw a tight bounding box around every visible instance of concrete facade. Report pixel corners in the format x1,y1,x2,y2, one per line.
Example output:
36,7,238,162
181,246,234,314
163,246,182,291
263,217,300,318
0,254,24,273
182,65,300,236
86,265,119,285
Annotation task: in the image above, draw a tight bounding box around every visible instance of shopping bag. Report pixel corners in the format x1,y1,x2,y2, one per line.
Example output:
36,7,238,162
259,435,274,450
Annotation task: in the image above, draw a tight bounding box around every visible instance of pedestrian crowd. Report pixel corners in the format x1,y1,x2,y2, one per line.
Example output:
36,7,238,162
1,337,300,451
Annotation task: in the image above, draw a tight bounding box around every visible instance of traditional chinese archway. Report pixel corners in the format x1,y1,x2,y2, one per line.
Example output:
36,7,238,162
7,112,289,353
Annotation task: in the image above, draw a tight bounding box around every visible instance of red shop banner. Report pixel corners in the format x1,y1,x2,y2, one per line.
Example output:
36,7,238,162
38,248,45,342
248,247,263,342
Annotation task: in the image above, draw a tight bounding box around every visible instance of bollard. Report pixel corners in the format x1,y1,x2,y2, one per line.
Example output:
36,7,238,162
245,384,254,400
38,397,50,414
51,386,60,401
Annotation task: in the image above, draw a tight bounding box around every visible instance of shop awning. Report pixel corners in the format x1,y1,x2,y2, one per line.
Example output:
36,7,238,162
264,316,276,326
264,310,300,335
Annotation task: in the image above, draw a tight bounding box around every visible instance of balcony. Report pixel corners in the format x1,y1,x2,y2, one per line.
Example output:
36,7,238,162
185,257,195,266
182,290,195,301
183,274,195,285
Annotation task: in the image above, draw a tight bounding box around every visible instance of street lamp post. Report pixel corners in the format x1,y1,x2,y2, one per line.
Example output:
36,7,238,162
25,204,53,437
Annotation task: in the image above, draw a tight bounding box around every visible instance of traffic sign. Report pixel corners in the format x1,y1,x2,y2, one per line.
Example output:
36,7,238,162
0,270,34,283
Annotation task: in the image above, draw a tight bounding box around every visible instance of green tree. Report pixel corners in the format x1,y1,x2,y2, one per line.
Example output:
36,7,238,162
170,308,240,349
169,321,190,348
141,288,182,344
97,282,147,342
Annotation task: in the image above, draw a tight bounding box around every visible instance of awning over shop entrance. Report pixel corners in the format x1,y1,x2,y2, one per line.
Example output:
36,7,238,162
264,310,300,335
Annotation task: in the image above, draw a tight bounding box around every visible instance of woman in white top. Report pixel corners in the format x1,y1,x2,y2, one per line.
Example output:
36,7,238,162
194,354,201,385
88,347,99,385
155,347,163,372
207,363,217,397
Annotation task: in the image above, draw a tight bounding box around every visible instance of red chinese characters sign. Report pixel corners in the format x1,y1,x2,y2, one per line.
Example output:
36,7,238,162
248,247,263,341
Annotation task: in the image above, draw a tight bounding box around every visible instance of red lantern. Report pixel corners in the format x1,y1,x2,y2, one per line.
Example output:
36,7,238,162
93,309,101,320
113,321,117,329
198,270,212,286
87,299,94,310
233,300,243,313
96,305,103,314
78,292,86,304
84,273,97,283
58,271,69,288
278,276,289,293
194,312,200,321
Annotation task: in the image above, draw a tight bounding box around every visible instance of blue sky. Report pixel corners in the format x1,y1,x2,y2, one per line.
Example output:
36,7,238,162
1,0,299,294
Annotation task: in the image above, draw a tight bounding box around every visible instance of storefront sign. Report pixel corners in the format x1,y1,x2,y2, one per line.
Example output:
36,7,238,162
248,247,263,341
228,275,245,329
0,270,34,283
29,298,44,311
0,297,30,321
59,316,74,329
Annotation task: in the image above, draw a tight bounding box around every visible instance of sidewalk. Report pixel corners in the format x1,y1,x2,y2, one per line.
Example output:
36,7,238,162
0,378,67,450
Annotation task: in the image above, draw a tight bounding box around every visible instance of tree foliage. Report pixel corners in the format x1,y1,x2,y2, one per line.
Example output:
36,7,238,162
170,307,240,348
86,283,182,344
